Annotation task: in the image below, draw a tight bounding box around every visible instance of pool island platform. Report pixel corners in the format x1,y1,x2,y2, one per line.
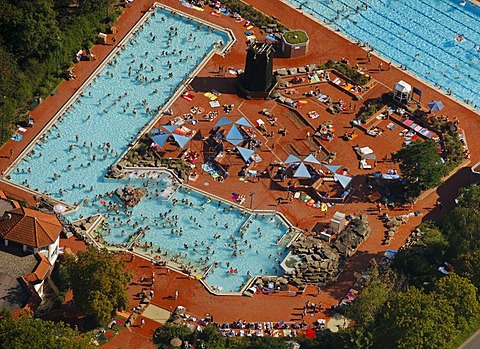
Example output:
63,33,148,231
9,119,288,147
1,0,480,345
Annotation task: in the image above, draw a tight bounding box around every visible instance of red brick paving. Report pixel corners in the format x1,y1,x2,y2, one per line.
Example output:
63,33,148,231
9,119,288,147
2,0,480,347
106,316,157,349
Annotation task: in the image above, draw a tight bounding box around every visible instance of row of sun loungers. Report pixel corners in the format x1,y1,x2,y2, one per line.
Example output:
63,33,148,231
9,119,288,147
402,119,435,139
220,328,298,337
219,322,301,338
275,64,317,76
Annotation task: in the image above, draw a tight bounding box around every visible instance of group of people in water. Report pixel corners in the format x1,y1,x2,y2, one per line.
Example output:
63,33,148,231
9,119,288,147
84,172,290,286
12,7,290,292
15,5,227,194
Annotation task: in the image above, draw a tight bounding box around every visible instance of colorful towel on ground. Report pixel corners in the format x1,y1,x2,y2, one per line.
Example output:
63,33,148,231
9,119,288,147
209,100,220,108
182,92,194,101
204,92,217,101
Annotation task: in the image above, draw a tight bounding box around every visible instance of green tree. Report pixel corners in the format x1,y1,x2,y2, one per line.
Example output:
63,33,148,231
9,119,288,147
374,287,455,349
0,309,93,348
153,323,192,346
443,207,480,256
455,184,480,211
229,337,298,349
53,0,76,8
196,324,225,348
344,328,374,349
65,247,132,326
0,44,27,102
455,250,480,290
391,223,448,288
80,0,108,13
0,0,61,63
433,273,479,330
392,140,447,197
442,132,464,167
346,280,388,328
294,330,348,349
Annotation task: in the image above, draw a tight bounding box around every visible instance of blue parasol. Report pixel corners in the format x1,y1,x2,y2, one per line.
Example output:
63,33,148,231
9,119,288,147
172,134,191,149
151,133,169,148
215,117,233,127
162,124,179,133
284,154,301,164
335,174,352,189
235,116,253,128
303,154,321,165
324,164,341,173
428,100,445,112
225,125,245,145
237,146,255,162
294,163,312,178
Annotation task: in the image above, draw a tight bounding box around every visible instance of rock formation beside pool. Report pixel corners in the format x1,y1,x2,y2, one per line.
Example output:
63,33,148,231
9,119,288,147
115,185,146,208
285,215,371,289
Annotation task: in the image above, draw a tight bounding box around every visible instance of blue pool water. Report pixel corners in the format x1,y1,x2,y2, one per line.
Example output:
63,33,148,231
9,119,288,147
8,7,292,292
287,0,480,109
72,171,291,292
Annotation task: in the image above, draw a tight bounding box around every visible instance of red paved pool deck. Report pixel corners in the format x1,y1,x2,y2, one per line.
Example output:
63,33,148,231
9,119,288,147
2,0,480,347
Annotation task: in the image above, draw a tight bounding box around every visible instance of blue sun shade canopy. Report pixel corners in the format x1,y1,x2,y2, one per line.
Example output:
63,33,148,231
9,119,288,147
335,174,352,189
284,154,301,164
172,134,191,148
162,124,179,134
215,117,233,127
151,133,169,147
325,165,341,174
294,162,311,178
237,146,255,162
225,125,244,145
303,154,321,164
235,116,253,127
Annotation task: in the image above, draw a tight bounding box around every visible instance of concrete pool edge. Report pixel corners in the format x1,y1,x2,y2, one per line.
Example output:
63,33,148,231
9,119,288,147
114,2,237,168
1,1,306,296
277,0,480,115
0,1,237,220
66,166,303,296
2,2,236,180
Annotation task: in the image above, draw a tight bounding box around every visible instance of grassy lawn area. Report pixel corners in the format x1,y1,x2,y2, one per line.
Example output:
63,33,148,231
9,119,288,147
450,316,480,348
283,30,308,44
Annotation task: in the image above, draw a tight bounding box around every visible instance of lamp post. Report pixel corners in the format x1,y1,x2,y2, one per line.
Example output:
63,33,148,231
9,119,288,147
249,191,255,209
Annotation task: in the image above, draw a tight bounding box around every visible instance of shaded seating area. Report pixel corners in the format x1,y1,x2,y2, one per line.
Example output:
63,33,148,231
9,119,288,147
278,157,354,205
201,161,228,181
328,70,375,98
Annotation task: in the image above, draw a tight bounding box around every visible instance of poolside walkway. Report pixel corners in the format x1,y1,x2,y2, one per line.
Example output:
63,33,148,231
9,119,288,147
0,0,156,191
2,0,480,347
152,0,480,316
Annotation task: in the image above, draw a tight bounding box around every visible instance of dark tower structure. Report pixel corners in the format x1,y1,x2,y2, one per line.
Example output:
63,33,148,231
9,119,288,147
238,42,276,99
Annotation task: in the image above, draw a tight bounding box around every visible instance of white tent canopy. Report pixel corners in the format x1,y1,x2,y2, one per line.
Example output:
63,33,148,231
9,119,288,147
393,80,412,104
